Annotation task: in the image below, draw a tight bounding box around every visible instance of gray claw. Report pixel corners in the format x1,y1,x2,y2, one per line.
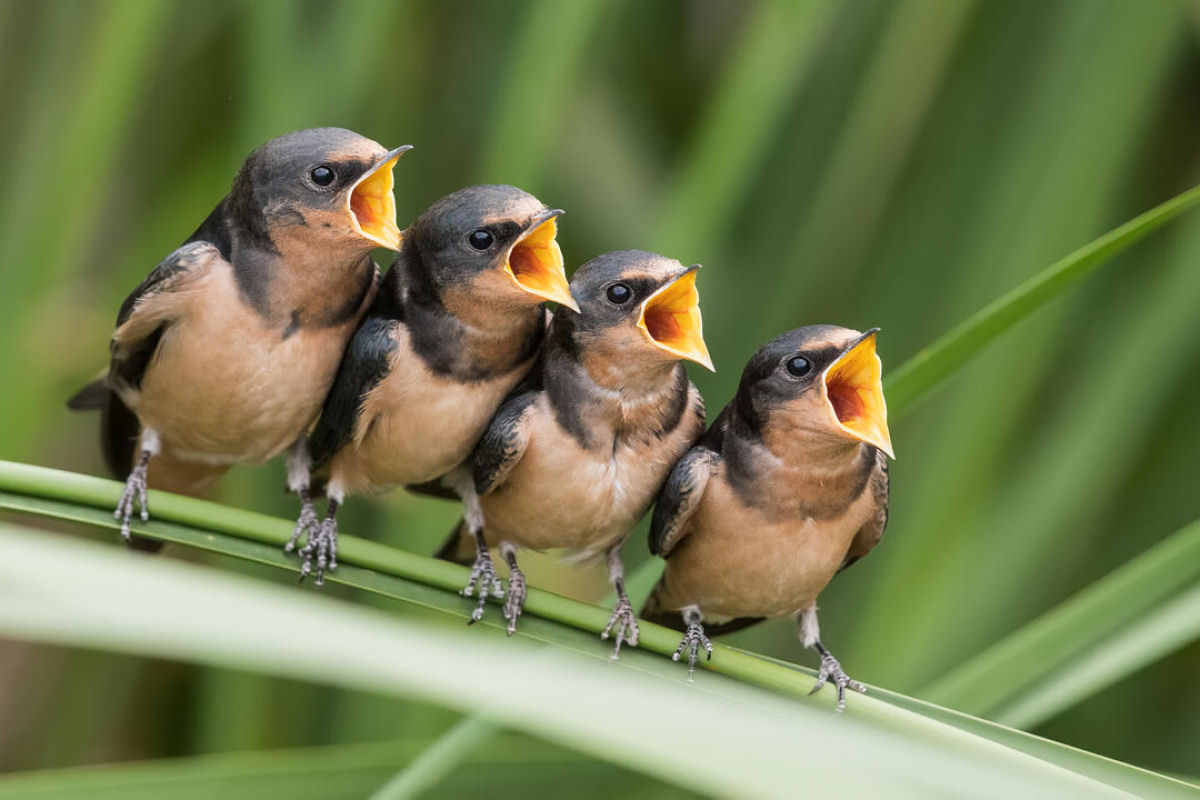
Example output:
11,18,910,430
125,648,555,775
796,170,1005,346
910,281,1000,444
298,517,338,587
809,651,867,711
502,566,526,636
671,621,712,681
462,549,503,624
285,499,319,554
113,457,151,541
601,596,640,659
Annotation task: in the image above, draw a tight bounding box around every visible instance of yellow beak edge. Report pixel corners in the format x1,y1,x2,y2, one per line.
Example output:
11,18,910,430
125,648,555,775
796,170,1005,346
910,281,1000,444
637,268,714,371
349,145,410,251
822,330,894,458
504,214,579,311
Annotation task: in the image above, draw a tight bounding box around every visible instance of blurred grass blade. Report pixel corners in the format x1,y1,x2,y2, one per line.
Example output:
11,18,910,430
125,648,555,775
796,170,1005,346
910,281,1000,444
994,585,1200,731
0,523,1142,800
0,465,1194,798
922,518,1200,723
777,0,975,303
885,182,1200,415
0,737,616,800
368,717,499,800
653,0,835,258
479,0,606,187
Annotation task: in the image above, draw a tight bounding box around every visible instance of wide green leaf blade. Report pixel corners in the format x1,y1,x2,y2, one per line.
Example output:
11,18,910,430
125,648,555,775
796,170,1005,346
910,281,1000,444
885,182,1200,415
0,523,1133,800
923,518,1200,724
0,464,1195,798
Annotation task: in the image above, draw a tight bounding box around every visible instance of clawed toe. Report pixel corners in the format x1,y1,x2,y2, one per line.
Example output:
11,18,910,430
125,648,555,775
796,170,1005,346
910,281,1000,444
809,651,866,711
113,460,151,541
502,567,526,636
462,550,503,624
601,598,640,659
285,503,319,554
672,621,713,681
298,518,338,586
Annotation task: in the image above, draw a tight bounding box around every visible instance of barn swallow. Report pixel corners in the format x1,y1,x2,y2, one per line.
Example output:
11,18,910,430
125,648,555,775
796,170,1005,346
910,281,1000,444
68,128,409,547
288,185,577,584
437,250,711,652
641,325,892,707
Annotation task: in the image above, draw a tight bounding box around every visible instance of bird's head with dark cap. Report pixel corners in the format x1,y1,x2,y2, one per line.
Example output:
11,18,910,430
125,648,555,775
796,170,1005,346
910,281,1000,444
228,127,409,258
734,325,894,460
555,250,713,389
399,185,576,315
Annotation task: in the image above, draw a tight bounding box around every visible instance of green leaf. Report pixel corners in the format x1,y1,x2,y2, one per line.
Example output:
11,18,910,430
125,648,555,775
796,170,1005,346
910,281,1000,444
885,182,1200,416
0,521,1163,799
922,518,1200,726
0,467,1193,798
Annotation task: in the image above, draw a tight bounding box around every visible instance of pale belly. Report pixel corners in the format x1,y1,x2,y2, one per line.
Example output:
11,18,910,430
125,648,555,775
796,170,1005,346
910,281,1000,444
658,478,870,620
330,359,527,495
133,307,352,465
480,417,692,557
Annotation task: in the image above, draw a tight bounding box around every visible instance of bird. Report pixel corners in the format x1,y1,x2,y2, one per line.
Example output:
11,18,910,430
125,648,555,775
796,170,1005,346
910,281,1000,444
68,127,409,548
437,250,712,653
641,325,893,709
289,184,578,584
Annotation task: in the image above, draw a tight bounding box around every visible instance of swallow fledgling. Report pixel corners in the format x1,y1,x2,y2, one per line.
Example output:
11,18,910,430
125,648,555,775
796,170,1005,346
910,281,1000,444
642,325,893,709
289,185,577,584
68,128,408,546
437,250,712,653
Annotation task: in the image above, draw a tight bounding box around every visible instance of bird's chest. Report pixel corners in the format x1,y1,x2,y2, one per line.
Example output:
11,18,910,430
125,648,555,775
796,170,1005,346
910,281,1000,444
663,474,874,619
343,346,527,490
483,403,694,554
136,271,355,463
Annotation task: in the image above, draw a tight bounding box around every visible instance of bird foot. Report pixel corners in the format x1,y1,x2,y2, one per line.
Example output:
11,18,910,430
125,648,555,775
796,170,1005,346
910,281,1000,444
113,456,150,541
462,549,504,624
601,596,640,660
502,565,526,636
809,650,867,711
284,498,319,555
671,620,713,681
298,516,338,587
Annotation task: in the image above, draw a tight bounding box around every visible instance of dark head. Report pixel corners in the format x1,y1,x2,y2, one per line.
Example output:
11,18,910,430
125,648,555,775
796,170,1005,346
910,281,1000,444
230,127,409,254
558,250,713,377
402,185,576,312
735,325,893,458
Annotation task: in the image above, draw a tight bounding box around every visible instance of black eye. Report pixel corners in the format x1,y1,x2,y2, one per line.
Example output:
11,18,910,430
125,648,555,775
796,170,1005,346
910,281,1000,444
310,165,335,186
786,356,811,377
468,229,494,250
606,283,632,304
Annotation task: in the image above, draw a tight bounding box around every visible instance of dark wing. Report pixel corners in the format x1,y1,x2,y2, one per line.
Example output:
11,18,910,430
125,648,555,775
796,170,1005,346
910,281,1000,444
308,316,399,469
108,240,217,393
837,450,890,574
648,444,719,558
472,389,540,495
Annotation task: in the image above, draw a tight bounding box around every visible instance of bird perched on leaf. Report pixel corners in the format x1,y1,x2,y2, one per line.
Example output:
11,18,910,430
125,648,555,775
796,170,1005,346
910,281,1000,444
642,325,893,709
290,185,577,584
68,128,408,547
437,250,712,653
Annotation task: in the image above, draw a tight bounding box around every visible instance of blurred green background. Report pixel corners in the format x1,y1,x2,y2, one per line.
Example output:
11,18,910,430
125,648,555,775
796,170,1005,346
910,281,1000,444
1,0,1198,793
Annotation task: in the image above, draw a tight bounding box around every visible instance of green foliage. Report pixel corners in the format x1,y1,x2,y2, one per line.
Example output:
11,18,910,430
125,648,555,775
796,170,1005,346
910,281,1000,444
2,0,1200,795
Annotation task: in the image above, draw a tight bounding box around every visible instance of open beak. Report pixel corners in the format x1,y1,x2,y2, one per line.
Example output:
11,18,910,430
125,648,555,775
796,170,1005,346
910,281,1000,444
348,145,411,250
504,209,578,311
821,329,893,458
636,265,714,371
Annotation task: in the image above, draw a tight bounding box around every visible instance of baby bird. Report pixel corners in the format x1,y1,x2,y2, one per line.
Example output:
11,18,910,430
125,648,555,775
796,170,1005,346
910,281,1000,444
439,250,712,654
290,185,576,584
642,325,893,709
68,128,408,544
